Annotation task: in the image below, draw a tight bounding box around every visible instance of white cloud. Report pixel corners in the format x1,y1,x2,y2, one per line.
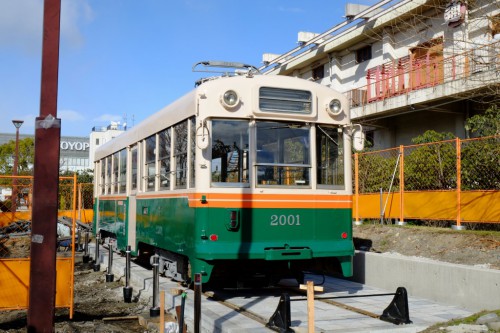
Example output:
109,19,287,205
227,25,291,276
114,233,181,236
59,109,85,122
93,114,123,124
61,0,94,49
0,0,93,54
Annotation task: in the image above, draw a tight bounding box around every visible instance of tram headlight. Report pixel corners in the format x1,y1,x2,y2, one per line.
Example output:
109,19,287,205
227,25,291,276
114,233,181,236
221,90,240,109
327,99,342,116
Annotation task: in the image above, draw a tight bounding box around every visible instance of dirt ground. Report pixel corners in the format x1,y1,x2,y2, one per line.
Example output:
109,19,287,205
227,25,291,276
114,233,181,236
353,224,500,270
0,259,167,333
0,224,499,332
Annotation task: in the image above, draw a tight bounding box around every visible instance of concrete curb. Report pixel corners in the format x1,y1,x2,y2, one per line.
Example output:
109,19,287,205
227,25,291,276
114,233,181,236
351,250,500,311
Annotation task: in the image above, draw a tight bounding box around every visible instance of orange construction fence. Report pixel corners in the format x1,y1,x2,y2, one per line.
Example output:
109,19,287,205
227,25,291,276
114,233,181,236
354,136,500,225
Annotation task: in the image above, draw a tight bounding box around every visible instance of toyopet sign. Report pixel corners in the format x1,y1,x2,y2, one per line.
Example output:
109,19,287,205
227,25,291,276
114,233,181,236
60,141,90,151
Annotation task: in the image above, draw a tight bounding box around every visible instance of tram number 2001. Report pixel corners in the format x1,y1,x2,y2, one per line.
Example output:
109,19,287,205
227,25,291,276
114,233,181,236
270,214,301,226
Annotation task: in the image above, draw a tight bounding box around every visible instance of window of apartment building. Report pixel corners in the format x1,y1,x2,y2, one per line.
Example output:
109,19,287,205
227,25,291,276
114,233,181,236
95,138,99,145
356,45,372,63
312,65,324,80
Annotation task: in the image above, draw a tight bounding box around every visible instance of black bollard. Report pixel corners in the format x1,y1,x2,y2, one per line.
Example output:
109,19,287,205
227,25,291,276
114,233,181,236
178,292,187,333
123,245,133,303
82,230,90,263
93,233,100,272
105,243,114,282
150,254,160,317
194,273,202,333
76,227,82,251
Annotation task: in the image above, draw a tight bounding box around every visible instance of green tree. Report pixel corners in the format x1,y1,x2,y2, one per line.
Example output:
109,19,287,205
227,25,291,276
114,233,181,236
0,137,35,175
465,105,499,137
462,105,500,190
59,169,94,209
357,152,399,193
404,130,456,190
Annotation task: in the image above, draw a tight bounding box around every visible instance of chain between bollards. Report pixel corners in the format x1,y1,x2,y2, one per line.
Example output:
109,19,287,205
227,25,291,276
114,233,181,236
123,245,133,303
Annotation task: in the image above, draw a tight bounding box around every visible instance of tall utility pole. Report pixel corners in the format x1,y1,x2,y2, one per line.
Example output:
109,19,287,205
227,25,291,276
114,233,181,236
27,0,62,331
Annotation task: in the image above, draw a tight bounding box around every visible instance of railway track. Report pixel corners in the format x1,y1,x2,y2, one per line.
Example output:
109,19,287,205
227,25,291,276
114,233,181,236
199,274,407,332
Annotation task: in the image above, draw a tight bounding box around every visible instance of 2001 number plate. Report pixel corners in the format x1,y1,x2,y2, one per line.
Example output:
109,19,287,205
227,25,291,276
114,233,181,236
270,214,301,226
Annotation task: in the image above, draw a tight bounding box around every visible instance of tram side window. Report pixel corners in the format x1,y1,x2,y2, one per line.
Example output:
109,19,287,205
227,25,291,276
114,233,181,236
317,125,344,188
189,118,196,188
145,134,156,191
174,120,188,189
159,128,171,190
119,149,127,193
106,156,112,194
256,121,310,186
211,119,249,186
112,152,119,193
99,160,105,195
131,145,138,192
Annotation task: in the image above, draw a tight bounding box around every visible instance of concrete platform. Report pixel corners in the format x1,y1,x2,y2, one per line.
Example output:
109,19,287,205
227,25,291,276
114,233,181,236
90,244,476,332
352,250,500,311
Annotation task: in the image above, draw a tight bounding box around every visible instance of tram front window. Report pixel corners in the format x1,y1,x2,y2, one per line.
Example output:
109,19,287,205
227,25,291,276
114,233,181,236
256,121,310,187
211,120,249,186
317,125,344,189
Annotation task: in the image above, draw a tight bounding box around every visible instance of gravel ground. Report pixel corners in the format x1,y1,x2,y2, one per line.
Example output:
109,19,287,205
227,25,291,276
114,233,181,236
0,258,169,333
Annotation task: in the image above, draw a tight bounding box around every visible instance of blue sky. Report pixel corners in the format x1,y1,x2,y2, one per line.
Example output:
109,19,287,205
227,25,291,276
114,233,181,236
0,0,377,137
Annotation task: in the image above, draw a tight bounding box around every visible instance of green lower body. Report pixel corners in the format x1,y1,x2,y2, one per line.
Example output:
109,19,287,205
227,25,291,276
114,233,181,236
94,197,354,283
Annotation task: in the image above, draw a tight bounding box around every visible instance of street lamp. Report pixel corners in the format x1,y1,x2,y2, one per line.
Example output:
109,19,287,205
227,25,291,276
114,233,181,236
11,120,24,214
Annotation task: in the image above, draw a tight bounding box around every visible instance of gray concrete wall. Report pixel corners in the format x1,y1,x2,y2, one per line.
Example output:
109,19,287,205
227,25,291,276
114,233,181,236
351,251,500,312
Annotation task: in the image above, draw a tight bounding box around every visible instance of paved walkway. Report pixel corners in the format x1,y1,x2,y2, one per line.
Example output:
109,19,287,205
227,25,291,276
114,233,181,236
91,244,473,332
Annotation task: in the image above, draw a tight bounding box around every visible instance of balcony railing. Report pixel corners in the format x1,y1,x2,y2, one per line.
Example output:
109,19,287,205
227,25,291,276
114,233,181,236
346,39,500,110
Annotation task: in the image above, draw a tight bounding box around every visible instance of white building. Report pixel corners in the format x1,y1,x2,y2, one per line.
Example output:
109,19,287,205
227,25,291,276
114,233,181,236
0,133,90,172
89,122,126,164
261,0,499,148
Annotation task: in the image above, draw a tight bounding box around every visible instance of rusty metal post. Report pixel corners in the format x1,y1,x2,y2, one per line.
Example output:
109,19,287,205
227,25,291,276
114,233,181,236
27,0,61,331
